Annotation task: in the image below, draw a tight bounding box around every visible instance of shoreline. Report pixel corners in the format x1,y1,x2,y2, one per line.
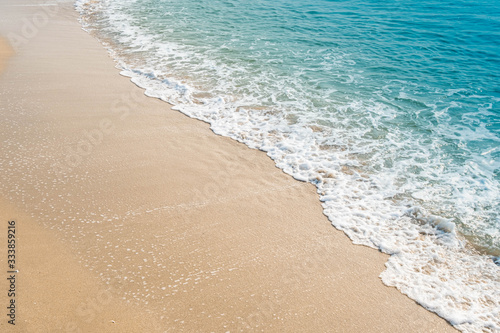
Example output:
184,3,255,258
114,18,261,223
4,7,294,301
0,1,457,332
77,3,500,331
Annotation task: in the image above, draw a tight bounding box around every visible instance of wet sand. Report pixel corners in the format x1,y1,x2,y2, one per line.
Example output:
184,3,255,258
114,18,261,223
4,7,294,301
0,0,457,332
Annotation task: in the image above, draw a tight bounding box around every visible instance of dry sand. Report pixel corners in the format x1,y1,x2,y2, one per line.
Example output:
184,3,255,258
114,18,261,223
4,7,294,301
0,36,13,74
0,0,457,332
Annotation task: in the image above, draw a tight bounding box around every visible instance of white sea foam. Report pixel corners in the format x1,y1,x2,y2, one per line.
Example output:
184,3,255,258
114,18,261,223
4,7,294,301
75,0,500,331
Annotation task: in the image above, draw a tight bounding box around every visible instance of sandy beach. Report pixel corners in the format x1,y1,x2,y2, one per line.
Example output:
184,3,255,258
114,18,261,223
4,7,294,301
0,0,457,332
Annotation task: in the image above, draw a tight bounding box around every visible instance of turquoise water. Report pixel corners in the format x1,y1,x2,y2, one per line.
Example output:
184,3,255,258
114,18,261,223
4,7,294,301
77,0,499,331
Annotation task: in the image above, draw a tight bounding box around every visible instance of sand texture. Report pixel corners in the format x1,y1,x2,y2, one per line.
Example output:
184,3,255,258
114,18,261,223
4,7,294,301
0,1,457,332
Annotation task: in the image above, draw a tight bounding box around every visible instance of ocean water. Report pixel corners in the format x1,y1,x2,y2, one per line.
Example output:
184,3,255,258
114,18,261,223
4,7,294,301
75,0,499,331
